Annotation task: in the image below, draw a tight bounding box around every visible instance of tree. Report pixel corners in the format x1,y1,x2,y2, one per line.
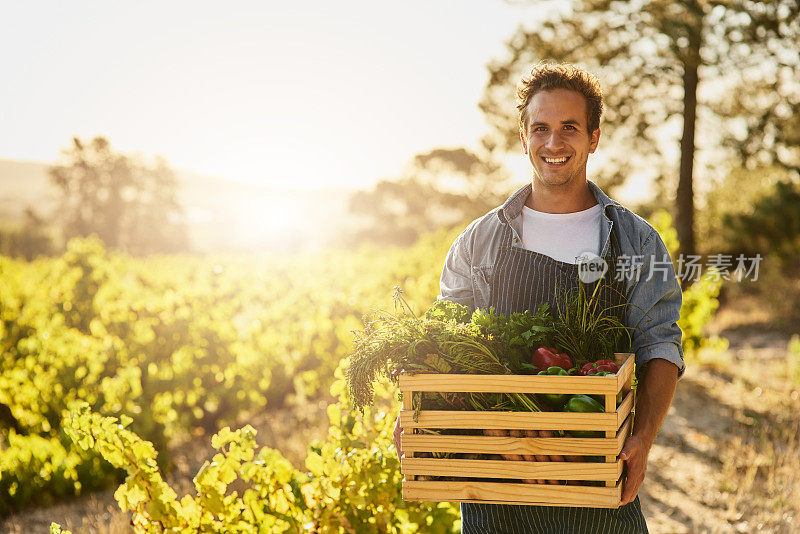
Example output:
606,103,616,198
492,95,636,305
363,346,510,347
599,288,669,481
697,164,791,254
480,0,800,258
0,207,55,260
346,147,511,246
49,136,189,254
723,178,800,268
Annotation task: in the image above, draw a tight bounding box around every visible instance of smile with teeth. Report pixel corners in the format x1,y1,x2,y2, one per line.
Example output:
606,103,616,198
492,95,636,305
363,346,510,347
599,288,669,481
543,155,570,165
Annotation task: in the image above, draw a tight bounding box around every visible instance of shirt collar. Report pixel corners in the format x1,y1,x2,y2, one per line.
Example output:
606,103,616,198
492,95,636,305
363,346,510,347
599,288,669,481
497,179,624,224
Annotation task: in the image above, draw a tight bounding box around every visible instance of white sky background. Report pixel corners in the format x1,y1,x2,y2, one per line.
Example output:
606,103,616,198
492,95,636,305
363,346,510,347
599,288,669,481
1,1,564,192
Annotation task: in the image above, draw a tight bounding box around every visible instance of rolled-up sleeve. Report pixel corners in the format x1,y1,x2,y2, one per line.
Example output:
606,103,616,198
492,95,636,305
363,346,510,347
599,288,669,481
626,229,685,378
437,225,475,311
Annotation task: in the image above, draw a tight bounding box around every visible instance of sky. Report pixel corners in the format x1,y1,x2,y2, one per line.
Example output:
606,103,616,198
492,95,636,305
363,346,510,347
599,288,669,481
0,1,559,192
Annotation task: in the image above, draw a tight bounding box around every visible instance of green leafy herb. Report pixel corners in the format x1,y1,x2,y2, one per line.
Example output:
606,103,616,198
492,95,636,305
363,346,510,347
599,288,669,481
471,304,553,373
423,300,473,323
346,289,546,414
552,279,634,366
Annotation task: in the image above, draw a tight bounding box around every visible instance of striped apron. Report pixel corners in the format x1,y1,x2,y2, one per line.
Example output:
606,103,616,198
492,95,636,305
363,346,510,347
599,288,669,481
460,221,648,534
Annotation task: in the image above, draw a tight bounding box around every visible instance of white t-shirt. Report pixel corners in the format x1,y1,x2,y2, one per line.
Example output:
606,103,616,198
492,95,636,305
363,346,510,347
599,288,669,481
520,203,602,264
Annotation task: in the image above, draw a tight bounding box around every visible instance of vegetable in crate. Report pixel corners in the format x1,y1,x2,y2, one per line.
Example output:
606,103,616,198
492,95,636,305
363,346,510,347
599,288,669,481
346,288,548,413
564,394,605,438
578,359,619,376
531,346,572,372
552,278,634,365
471,304,554,373
537,366,570,407
424,299,473,324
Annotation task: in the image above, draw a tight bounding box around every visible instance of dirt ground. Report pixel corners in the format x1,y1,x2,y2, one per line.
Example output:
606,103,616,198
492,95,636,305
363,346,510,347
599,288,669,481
3,306,799,533
637,302,800,534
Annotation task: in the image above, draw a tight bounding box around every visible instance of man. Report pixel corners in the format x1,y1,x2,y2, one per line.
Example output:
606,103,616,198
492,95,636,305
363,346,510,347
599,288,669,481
394,63,684,532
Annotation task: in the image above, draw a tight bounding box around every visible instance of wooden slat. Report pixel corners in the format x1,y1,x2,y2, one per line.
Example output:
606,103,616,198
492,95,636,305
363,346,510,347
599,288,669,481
604,390,616,486
615,353,634,394
404,433,616,456
400,410,620,431
615,414,633,454
454,498,618,508
398,353,634,394
403,480,622,508
399,373,618,394
403,414,633,456
401,457,623,481
402,391,415,481
616,390,634,428
604,393,616,414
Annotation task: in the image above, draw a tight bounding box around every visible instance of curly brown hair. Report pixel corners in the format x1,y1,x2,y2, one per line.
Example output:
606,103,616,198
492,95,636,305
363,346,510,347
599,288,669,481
517,62,603,135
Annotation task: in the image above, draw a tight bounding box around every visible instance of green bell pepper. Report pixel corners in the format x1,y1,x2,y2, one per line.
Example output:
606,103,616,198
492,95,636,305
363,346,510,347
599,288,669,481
564,394,605,437
540,366,568,376
537,366,569,407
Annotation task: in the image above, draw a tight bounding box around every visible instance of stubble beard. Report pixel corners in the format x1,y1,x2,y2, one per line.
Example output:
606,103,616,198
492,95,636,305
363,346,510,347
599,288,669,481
532,160,587,190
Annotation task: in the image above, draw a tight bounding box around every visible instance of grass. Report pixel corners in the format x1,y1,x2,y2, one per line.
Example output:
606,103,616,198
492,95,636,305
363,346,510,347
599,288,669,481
711,341,800,531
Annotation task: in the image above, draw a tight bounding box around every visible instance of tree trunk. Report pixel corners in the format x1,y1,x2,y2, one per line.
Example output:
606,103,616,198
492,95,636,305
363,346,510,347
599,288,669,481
676,60,698,269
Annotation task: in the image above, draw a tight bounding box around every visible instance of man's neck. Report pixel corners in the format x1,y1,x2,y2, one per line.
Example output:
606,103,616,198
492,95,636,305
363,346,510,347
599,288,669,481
525,179,597,214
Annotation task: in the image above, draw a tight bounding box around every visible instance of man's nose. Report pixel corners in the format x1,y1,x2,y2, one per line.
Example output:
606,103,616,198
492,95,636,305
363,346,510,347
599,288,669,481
545,131,564,150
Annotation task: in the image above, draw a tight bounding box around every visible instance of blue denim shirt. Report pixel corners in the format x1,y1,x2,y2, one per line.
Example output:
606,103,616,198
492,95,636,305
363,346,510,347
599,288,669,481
438,180,685,377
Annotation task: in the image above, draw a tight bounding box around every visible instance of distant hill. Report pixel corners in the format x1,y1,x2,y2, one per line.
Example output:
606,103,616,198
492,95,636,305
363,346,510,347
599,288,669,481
0,160,60,221
0,159,357,253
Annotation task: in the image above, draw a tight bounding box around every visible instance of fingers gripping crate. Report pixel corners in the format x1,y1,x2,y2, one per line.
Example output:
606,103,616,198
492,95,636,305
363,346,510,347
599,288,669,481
399,353,634,509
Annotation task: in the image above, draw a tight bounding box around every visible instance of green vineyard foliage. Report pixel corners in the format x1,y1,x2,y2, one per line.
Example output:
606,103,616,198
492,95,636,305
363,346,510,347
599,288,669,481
3,218,720,529
1,229,453,515
649,210,728,356
61,367,459,533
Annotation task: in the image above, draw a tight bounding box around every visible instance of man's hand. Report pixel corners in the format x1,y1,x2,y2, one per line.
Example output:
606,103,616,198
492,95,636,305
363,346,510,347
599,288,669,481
619,434,648,505
393,414,403,458
618,358,679,506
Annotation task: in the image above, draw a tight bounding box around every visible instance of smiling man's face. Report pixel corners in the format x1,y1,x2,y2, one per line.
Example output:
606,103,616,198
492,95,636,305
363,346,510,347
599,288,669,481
519,88,600,190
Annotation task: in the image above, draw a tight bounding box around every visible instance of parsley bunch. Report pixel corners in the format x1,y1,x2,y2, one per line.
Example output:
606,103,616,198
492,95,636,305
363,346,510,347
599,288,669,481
346,288,553,413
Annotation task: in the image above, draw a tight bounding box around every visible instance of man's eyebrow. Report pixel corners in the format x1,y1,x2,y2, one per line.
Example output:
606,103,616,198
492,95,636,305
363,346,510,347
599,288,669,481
529,119,583,127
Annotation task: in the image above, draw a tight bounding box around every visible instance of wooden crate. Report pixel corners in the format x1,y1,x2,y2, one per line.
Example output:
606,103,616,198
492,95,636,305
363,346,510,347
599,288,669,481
399,353,634,509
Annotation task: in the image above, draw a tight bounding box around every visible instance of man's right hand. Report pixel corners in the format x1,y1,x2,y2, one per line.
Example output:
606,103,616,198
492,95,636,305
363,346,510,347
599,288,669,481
393,414,403,458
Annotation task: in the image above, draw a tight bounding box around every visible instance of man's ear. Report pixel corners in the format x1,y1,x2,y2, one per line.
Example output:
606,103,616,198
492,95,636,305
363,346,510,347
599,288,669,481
519,129,528,155
588,128,601,153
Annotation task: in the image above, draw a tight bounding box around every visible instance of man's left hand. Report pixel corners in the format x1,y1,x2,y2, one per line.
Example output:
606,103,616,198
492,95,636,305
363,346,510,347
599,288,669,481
618,358,679,507
619,434,648,506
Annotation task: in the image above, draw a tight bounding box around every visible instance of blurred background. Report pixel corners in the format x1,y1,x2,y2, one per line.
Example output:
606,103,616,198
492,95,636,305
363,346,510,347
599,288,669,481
1,1,799,532
2,1,799,260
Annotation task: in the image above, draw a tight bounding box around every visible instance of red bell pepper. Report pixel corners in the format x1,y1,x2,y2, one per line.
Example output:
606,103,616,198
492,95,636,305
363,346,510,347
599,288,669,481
578,359,619,376
531,346,572,372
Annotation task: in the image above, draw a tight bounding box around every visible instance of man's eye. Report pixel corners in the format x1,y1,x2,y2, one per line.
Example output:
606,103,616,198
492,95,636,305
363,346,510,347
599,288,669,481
533,126,546,132
564,125,576,130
